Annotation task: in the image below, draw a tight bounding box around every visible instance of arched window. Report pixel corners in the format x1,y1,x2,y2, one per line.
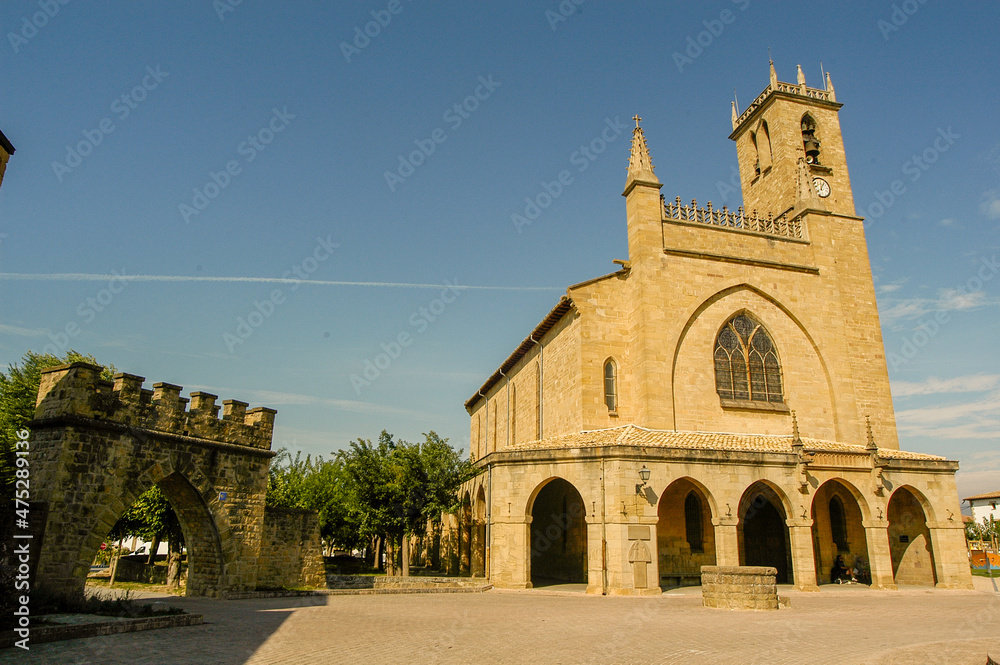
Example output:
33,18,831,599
829,496,848,552
801,114,821,164
684,491,704,553
750,131,761,176
714,313,783,403
603,359,617,412
758,121,773,171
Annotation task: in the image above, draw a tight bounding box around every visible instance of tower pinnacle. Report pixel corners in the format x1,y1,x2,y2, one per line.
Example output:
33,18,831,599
625,116,660,190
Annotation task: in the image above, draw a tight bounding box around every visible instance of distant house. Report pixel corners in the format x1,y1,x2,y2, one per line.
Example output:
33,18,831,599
965,490,1000,524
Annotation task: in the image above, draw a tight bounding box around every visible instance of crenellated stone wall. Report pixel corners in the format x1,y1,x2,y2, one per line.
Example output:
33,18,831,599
28,362,284,599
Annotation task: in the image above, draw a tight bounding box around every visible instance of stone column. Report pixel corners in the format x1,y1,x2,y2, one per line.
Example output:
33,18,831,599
488,518,530,589
713,519,740,567
929,523,975,589
586,520,605,595
862,521,896,590
788,522,818,591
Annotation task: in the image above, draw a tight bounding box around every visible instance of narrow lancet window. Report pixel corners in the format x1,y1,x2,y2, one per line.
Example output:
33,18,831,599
604,359,617,412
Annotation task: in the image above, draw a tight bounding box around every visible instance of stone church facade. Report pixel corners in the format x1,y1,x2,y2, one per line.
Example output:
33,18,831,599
454,64,972,594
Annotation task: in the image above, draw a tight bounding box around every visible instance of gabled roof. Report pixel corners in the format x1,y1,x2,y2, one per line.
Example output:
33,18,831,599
464,297,575,412
0,129,15,155
964,490,1000,502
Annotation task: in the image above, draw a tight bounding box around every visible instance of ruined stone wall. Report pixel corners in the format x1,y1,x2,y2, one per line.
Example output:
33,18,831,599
257,507,326,589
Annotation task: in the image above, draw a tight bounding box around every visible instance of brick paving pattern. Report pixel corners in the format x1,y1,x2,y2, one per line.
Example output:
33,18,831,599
3,585,998,665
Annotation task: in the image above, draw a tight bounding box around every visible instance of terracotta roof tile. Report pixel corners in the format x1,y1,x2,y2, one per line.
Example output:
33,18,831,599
964,490,1000,501
508,425,946,461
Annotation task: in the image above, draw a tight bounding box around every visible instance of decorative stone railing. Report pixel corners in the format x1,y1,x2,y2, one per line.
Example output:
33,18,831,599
734,82,833,128
663,196,802,239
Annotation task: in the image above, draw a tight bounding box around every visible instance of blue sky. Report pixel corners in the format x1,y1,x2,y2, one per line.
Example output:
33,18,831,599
1,1,997,501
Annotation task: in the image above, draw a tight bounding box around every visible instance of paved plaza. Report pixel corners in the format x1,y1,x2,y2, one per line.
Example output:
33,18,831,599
4,580,999,665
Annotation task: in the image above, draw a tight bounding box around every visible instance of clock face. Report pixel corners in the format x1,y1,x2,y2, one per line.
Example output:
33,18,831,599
813,177,831,198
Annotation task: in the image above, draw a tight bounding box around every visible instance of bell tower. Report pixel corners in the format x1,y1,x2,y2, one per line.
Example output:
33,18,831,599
729,62,855,220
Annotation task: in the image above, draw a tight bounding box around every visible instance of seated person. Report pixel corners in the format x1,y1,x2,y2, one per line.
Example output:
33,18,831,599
852,557,871,585
831,554,849,583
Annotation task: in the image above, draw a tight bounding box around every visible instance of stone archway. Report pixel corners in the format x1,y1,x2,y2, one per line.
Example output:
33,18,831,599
887,487,937,586
811,479,870,584
656,478,716,588
528,478,588,586
738,482,793,584
27,363,282,599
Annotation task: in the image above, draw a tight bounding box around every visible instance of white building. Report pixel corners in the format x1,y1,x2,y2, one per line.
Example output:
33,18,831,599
965,490,1000,525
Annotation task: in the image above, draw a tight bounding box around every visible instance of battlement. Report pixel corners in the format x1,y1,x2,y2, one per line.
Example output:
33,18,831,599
33,362,276,449
662,196,802,240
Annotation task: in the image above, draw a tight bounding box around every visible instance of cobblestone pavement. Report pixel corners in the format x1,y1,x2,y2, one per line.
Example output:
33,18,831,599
3,584,999,665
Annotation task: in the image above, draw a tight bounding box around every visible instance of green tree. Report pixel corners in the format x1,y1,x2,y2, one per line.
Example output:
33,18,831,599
262,430,473,575
105,485,186,587
336,430,474,574
266,449,366,553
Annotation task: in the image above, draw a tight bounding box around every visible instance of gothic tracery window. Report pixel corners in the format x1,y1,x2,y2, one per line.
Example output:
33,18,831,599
714,313,783,403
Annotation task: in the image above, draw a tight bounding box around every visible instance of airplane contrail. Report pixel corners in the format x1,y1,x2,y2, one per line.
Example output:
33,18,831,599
0,273,563,291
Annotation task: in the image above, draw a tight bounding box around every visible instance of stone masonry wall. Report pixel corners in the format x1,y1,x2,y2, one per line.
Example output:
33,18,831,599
258,507,326,589
702,565,779,610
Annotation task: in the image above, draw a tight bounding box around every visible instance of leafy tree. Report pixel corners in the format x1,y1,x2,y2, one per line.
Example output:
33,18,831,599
105,485,186,587
263,430,473,575
267,449,366,553
967,515,999,546
335,430,474,574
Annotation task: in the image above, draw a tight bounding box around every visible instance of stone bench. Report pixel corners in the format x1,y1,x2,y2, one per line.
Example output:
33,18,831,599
701,565,780,611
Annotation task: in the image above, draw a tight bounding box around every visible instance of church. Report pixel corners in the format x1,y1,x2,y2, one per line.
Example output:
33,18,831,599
450,64,972,594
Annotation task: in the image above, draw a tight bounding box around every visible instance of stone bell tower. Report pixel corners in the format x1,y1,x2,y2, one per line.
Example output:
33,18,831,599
730,62,855,220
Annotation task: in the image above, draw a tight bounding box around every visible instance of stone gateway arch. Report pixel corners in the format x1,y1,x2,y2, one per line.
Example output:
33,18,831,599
27,362,323,599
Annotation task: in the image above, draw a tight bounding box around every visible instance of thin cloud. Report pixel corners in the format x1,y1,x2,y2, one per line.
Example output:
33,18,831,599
893,374,1000,396
981,190,1000,220
875,278,907,295
186,385,435,420
896,389,1000,439
0,273,562,292
0,323,47,337
880,290,997,324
